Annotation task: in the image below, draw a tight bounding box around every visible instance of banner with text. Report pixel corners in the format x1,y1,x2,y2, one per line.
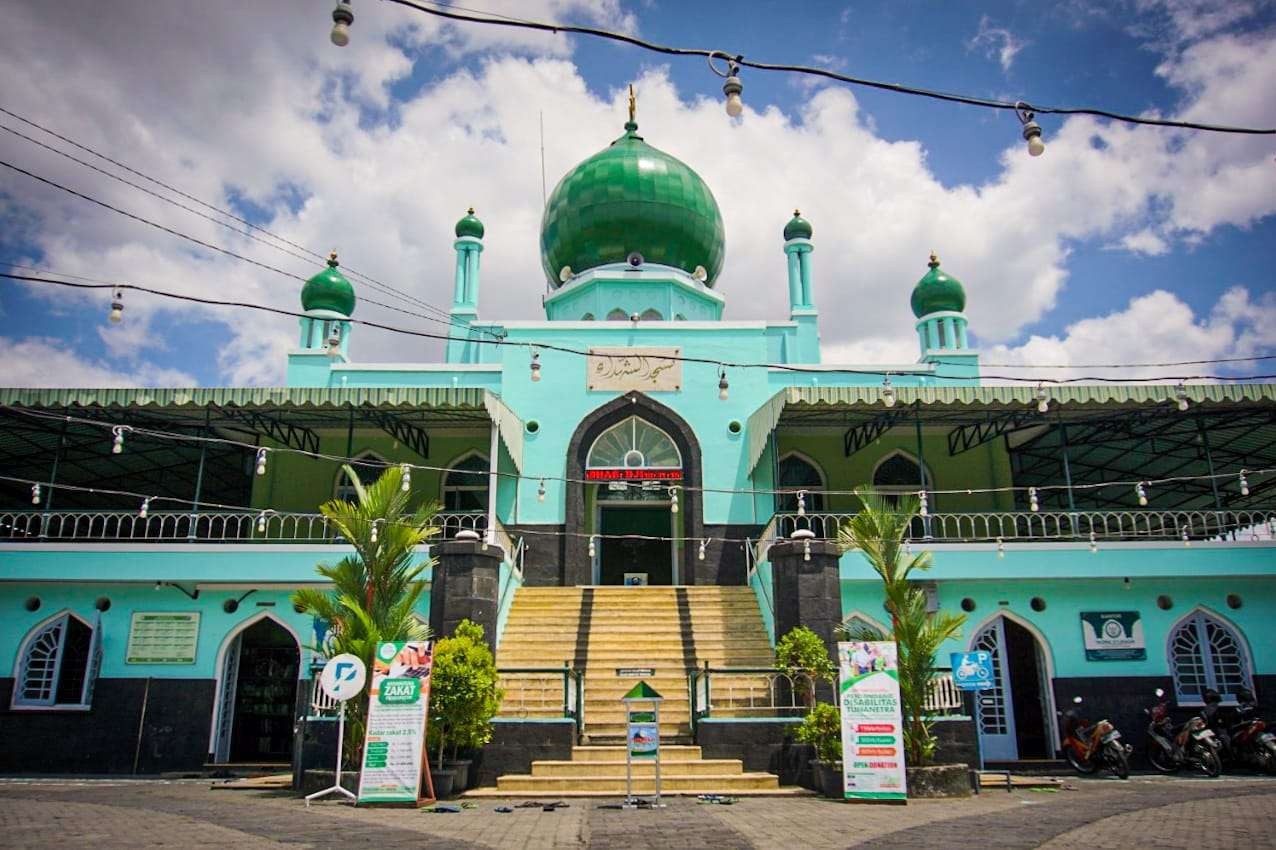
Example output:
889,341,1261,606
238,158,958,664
356,641,433,805
839,640,907,802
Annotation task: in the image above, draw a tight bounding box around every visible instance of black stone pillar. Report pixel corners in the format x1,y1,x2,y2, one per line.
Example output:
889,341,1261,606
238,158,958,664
770,535,842,658
429,537,503,650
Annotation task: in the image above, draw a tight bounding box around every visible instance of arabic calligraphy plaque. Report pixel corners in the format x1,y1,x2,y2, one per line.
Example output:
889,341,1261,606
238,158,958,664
587,347,681,392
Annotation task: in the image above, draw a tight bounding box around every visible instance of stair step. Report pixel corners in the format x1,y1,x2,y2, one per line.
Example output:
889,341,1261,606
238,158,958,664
570,745,703,761
530,759,743,777
495,773,780,792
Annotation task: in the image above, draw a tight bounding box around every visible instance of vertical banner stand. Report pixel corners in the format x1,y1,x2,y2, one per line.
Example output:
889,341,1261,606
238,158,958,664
622,680,664,809
306,653,368,806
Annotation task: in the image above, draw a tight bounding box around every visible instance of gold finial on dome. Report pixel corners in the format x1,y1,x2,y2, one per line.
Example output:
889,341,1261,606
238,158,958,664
327,250,339,267
794,208,801,216
627,84,636,124
928,250,939,268
467,207,475,215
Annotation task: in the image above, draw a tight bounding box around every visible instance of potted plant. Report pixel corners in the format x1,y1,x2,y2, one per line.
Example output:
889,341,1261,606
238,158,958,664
794,702,843,797
429,619,503,797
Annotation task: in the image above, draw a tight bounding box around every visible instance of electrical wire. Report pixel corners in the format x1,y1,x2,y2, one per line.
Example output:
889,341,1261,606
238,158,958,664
7,271,1276,386
387,0,1276,135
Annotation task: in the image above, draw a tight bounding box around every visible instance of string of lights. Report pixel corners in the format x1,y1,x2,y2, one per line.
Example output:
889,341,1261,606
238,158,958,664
351,0,1276,157
6,271,1275,389
0,104,475,328
4,403,1271,505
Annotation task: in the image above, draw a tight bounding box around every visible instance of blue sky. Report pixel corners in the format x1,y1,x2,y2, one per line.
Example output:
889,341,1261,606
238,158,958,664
0,0,1273,386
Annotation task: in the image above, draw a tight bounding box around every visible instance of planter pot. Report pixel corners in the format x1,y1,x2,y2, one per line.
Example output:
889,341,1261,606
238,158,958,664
819,761,844,799
445,759,472,791
431,768,457,799
808,759,825,794
906,763,971,799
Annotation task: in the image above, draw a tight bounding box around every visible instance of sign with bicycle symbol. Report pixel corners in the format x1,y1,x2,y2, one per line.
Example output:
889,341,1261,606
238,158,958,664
950,650,994,690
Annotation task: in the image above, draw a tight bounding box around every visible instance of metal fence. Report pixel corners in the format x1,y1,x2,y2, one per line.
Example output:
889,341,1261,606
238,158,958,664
496,664,584,738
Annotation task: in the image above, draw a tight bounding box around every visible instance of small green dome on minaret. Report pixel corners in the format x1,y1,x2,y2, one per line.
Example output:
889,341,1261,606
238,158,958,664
783,209,812,241
301,251,356,316
910,251,965,318
455,207,485,239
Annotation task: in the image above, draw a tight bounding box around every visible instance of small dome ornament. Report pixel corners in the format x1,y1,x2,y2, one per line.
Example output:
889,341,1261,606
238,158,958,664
301,250,357,316
455,207,485,239
910,250,966,318
783,209,813,241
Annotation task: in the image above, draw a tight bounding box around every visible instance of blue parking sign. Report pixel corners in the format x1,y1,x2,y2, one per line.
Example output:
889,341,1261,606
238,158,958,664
950,651,994,690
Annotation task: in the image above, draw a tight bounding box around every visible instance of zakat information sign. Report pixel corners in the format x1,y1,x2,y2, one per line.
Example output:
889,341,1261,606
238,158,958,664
839,641,907,802
356,641,433,805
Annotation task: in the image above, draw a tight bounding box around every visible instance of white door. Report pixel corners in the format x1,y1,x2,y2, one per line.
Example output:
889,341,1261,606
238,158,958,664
212,634,242,763
973,618,1018,761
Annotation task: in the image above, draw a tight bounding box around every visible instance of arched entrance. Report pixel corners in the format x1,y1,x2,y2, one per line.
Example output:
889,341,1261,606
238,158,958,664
210,615,302,764
969,613,1056,761
565,394,703,586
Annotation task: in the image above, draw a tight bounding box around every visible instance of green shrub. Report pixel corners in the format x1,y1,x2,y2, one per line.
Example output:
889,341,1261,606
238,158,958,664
795,702,842,762
775,625,835,707
428,619,504,768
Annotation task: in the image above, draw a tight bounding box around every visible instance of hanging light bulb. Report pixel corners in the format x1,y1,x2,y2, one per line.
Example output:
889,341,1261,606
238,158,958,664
1015,101,1046,157
803,536,811,561
537,479,546,503
1135,482,1148,507
996,536,1005,559
1175,383,1190,412
1238,469,1250,497
796,490,807,517
721,58,744,118
669,487,679,514
1089,531,1098,554
1035,384,1049,414
530,349,542,382
369,520,379,544
111,426,127,454
718,366,729,402
881,375,896,408
698,539,707,561
1028,487,1039,512
917,489,929,517
400,464,412,492
588,536,596,559
139,497,150,519
255,448,268,476
326,324,342,359
30,483,41,505
330,0,353,46
256,511,267,533
1182,524,1191,546
108,288,124,324
903,539,912,556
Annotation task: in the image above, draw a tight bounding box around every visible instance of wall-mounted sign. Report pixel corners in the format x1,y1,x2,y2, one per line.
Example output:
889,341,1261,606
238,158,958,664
357,641,434,805
838,641,907,802
585,468,683,481
950,650,994,691
1080,611,1146,661
587,347,681,392
126,612,200,664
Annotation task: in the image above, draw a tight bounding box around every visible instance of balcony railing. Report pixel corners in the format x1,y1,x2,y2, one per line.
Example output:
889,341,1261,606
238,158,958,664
0,509,488,544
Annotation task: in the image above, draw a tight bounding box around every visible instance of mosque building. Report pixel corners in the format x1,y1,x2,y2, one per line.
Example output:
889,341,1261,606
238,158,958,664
1,100,1272,784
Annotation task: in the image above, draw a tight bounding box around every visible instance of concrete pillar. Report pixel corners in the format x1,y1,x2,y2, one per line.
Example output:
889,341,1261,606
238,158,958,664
769,536,842,660
428,537,504,651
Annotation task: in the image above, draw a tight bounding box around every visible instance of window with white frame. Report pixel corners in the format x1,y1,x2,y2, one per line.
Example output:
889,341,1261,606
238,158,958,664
334,451,389,501
442,453,490,511
1170,610,1253,704
872,451,931,507
14,612,100,709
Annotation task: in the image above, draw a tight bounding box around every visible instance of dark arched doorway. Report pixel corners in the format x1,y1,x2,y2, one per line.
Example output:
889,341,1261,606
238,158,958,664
213,617,301,764
565,394,703,586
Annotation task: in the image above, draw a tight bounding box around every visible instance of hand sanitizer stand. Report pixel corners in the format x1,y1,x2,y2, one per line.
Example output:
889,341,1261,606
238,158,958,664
622,680,664,809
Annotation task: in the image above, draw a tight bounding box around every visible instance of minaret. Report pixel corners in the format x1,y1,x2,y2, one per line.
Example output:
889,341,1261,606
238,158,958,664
783,210,820,362
447,208,485,362
910,251,979,379
298,251,356,360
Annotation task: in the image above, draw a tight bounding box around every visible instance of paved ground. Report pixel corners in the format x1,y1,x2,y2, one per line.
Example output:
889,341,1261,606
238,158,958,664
0,775,1274,849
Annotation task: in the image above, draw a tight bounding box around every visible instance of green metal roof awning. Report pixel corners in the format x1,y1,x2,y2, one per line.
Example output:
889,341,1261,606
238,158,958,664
745,383,1276,476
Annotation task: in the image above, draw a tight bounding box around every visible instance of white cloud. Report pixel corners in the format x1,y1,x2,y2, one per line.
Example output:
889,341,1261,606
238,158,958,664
966,15,1029,72
3,337,197,387
1118,228,1171,255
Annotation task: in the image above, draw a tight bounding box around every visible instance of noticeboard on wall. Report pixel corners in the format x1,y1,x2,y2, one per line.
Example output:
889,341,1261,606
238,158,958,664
126,612,201,664
1080,611,1146,661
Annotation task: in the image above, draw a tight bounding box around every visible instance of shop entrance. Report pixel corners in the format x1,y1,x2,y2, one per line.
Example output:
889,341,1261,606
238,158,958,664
972,615,1055,761
597,503,675,585
212,617,300,764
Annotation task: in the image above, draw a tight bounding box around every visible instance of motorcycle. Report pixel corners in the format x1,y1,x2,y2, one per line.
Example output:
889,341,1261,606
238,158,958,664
1203,687,1276,775
1144,688,1222,777
1058,696,1131,778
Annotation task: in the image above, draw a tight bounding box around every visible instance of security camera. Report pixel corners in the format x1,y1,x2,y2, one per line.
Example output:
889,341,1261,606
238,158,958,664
626,251,644,268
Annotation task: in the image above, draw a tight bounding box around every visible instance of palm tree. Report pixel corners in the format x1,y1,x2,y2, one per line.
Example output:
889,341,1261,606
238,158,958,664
292,464,439,766
837,486,965,767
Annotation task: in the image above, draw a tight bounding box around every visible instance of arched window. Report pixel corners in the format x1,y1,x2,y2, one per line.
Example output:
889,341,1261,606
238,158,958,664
335,451,389,501
837,613,887,641
442,453,489,511
13,612,99,708
1169,610,1254,705
581,312,595,321
606,309,628,321
587,417,681,470
674,313,687,321
640,308,663,321
777,452,826,513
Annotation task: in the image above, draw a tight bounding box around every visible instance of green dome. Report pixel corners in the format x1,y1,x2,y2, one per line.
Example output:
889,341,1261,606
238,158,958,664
910,252,965,318
540,121,725,286
455,208,484,239
301,253,356,316
783,210,812,240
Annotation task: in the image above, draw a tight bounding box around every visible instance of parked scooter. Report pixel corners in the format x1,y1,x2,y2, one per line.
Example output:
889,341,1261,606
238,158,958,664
1144,688,1222,777
1202,687,1276,775
1058,696,1131,778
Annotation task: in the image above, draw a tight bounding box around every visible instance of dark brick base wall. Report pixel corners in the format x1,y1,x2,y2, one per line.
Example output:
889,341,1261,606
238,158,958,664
501,524,566,586
473,719,576,787
698,525,762,586
697,718,804,778
0,677,214,774
930,716,978,767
